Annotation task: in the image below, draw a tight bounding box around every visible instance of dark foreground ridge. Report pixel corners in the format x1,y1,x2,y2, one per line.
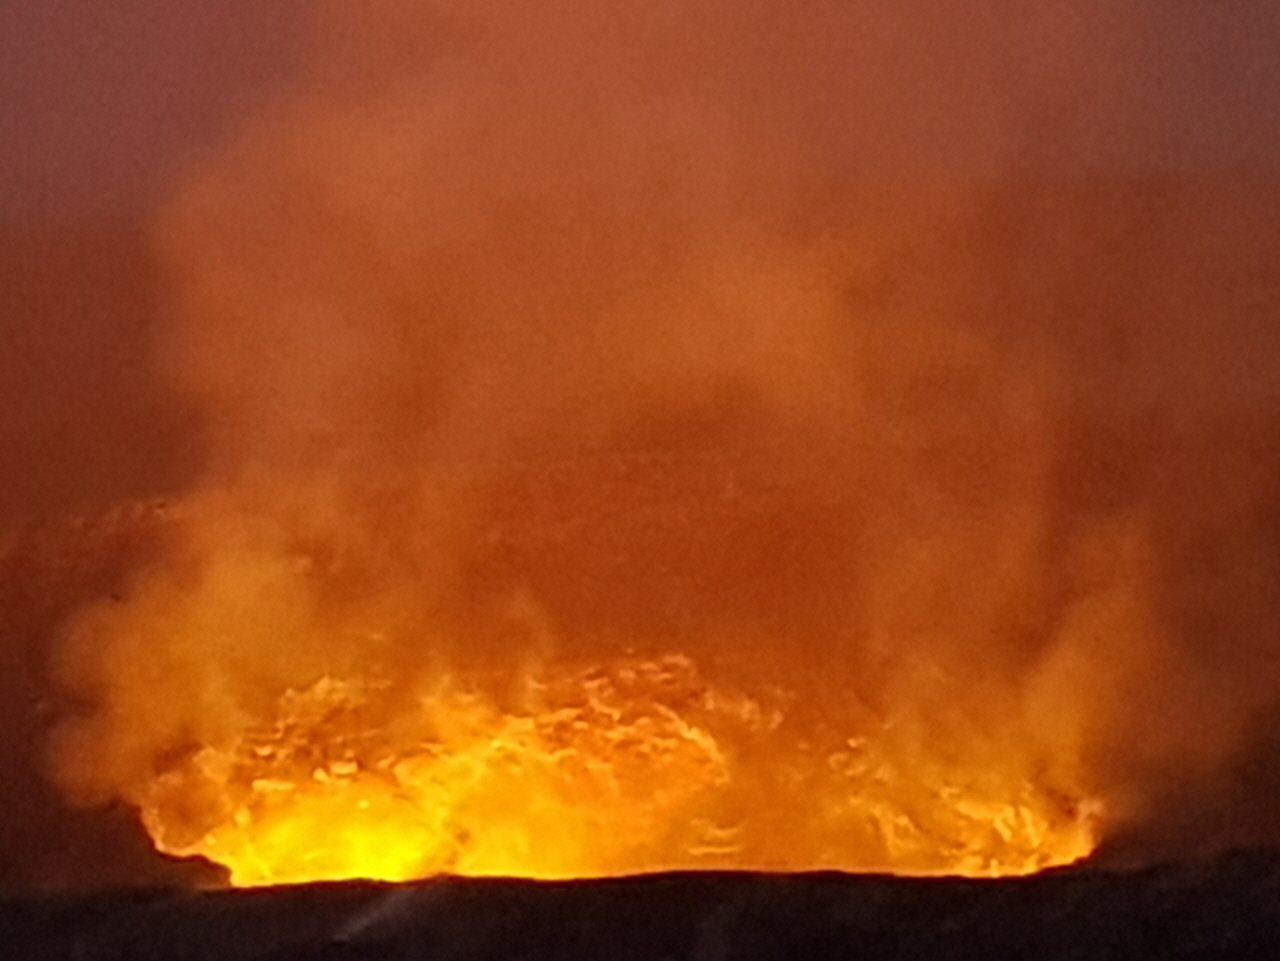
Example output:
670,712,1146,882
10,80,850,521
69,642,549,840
4,851,1280,961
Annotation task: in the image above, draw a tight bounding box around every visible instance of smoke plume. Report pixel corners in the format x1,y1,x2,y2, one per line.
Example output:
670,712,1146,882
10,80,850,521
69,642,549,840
46,0,1280,872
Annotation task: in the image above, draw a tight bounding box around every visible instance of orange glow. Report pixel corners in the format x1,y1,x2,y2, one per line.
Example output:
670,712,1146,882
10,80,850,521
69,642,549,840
129,654,1098,886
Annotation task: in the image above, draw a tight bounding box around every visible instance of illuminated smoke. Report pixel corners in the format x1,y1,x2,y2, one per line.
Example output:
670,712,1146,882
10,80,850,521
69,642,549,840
46,0,1280,878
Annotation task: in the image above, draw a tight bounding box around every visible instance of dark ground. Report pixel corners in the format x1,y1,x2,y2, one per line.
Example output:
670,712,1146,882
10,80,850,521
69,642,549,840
4,853,1280,960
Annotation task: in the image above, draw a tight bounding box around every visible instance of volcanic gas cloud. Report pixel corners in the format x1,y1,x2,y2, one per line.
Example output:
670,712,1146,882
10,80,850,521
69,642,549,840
47,0,1280,886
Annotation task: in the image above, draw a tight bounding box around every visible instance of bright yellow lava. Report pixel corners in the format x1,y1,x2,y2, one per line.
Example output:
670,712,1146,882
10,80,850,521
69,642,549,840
135,657,1099,887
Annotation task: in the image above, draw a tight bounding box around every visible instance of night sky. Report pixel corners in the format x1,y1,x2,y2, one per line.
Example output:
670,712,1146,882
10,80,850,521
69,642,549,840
4,1,1280,222
1,0,309,218
2,1,297,526
2,1,1279,523
1,0,1274,530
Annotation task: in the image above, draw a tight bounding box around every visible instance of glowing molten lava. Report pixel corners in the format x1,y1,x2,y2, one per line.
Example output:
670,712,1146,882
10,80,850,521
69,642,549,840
133,655,1098,886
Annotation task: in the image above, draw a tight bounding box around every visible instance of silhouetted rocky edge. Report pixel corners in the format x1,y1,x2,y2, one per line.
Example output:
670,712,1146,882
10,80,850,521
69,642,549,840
5,851,1280,960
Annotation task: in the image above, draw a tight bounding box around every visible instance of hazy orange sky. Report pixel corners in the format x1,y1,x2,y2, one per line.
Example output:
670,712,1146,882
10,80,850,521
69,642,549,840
4,0,1280,221
3,0,1280,539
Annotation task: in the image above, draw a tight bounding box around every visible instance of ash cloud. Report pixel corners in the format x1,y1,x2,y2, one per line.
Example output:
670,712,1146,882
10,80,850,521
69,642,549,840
43,0,1280,870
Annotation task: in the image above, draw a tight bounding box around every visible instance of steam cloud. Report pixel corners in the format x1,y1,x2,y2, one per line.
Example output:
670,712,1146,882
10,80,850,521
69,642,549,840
49,0,1280,867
